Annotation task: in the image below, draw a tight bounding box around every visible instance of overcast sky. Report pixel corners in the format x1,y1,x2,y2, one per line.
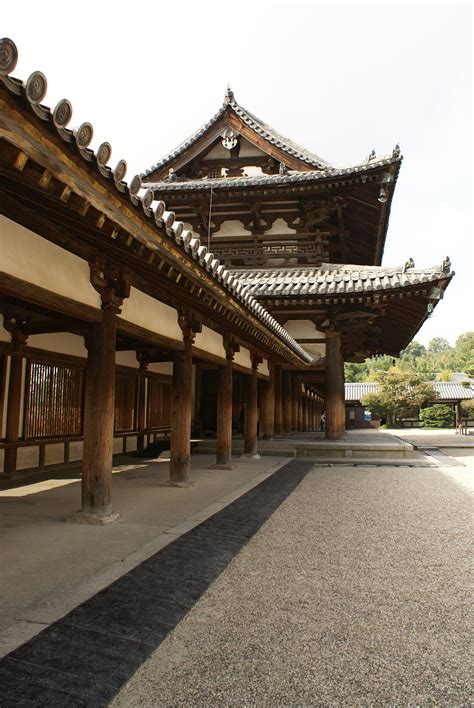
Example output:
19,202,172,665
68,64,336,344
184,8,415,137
3,0,472,347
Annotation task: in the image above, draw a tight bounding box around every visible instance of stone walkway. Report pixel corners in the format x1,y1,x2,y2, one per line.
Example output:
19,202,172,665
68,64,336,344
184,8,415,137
113,461,473,706
0,450,472,705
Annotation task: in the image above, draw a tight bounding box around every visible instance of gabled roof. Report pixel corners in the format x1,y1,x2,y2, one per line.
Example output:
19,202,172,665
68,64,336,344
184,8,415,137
141,87,331,179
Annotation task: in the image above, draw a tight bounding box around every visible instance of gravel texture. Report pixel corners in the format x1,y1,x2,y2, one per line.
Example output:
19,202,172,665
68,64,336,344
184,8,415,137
113,465,472,706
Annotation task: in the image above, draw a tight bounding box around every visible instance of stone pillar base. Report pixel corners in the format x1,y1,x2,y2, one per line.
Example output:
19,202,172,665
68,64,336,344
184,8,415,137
65,510,120,526
158,480,196,488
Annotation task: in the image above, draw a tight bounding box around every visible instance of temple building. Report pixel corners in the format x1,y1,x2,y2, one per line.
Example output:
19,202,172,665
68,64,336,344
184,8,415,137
0,38,453,522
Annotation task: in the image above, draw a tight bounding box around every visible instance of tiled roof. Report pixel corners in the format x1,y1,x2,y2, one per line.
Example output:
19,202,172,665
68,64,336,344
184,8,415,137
143,154,400,193
345,383,378,400
233,261,453,298
345,382,474,402
141,87,331,178
0,38,313,365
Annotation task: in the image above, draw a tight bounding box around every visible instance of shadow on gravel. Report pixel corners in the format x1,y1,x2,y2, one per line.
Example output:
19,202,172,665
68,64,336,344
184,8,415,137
0,460,312,707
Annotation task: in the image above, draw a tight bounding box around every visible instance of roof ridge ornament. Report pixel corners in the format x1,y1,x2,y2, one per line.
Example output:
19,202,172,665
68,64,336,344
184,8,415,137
403,257,415,273
392,143,401,158
442,256,451,274
224,85,235,105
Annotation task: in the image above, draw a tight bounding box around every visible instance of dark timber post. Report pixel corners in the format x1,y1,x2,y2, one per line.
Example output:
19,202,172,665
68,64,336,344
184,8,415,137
213,337,239,469
68,260,130,524
136,356,148,453
243,352,261,458
3,318,27,475
292,376,299,433
170,310,201,485
274,364,283,436
325,331,345,440
282,371,292,434
260,361,275,440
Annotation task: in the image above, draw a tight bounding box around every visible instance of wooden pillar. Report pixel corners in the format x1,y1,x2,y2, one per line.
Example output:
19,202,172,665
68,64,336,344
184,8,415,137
194,363,202,435
292,376,299,432
66,260,130,523
260,362,275,440
273,364,283,436
298,394,303,432
214,341,237,469
76,308,118,521
243,354,260,458
170,336,194,484
325,331,345,440
136,358,148,453
282,371,292,434
3,327,27,475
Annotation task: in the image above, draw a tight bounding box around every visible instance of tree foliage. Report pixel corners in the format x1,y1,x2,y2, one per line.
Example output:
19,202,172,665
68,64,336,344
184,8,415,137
361,367,437,426
419,404,453,428
345,331,474,383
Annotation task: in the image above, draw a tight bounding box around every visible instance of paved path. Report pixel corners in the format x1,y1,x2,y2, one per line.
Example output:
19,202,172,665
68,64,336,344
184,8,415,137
113,463,472,706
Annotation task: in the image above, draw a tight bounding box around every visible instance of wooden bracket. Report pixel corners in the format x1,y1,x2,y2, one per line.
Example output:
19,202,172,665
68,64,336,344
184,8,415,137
89,257,131,313
178,307,202,342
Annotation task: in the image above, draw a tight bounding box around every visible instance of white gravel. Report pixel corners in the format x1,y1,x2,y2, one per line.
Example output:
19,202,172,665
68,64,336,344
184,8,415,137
112,464,473,706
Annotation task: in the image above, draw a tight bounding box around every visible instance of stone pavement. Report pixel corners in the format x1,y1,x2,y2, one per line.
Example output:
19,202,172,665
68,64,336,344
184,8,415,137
113,458,473,706
0,454,289,651
0,443,472,705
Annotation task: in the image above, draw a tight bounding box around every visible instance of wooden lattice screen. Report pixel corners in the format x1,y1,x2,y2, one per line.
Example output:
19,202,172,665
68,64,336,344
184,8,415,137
24,360,84,438
147,379,171,428
114,373,137,432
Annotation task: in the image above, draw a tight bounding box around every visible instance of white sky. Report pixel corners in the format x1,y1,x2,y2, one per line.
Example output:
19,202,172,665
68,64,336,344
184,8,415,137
3,0,473,347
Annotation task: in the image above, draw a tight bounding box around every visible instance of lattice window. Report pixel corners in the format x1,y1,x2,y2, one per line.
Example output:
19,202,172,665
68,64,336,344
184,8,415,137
24,360,84,439
147,379,171,428
114,373,137,432
207,167,221,179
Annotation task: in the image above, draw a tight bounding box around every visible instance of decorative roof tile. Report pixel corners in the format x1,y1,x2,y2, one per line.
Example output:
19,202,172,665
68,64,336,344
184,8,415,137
143,155,400,193
232,260,453,299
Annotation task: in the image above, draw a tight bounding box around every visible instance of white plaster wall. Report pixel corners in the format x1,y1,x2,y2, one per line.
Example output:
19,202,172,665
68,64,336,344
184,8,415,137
28,333,87,358
69,441,83,462
234,347,252,370
237,137,266,158
0,216,101,309
116,351,139,368
283,320,325,339
148,362,173,376
119,288,181,341
212,220,252,238
113,438,123,454
264,217,297,236
258,359,269,377
243,166,263,176
193,326,226,359
126,436,137,452
17,446,40,470
44,443,65,466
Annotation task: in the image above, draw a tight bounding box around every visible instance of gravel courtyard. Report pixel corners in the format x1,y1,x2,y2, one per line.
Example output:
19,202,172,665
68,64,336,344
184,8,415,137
113,463,472,706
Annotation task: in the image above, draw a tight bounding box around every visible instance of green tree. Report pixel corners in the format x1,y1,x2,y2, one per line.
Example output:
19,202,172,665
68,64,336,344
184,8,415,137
361,367,437,427
427,337,452,355
454,332,474,370
419,404,453,428
344,362,368,382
